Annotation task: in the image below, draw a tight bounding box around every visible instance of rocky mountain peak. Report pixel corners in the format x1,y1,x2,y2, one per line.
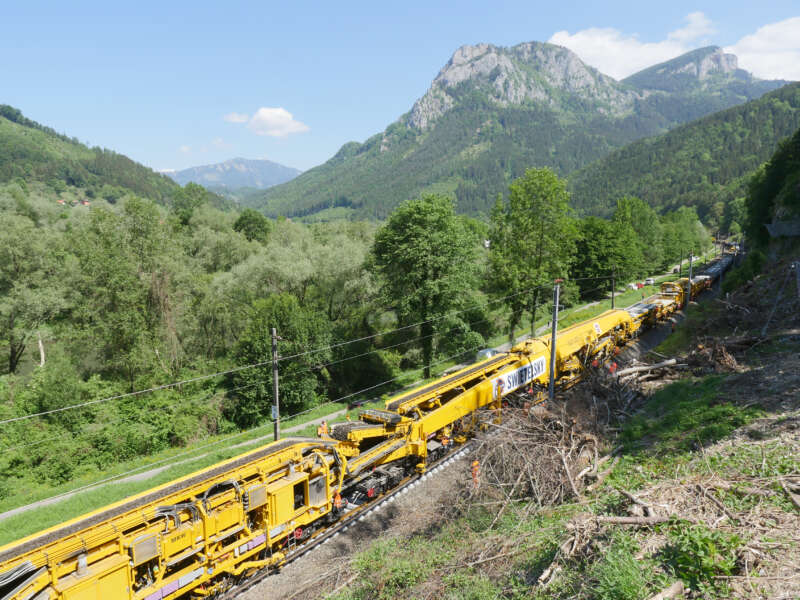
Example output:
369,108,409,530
622,46,753,92
659,46,738,80
407,41,634,130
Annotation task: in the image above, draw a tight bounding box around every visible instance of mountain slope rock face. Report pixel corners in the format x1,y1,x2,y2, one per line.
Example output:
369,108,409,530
408,42,635,129
624,46,788,98
249,42,789,220
167,158,301,190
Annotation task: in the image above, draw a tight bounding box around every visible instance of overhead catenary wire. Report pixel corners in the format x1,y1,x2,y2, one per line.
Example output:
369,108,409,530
0,316,493,449
3,338,495,511
275,282,554,363
0,310,498,447
0,378,271,453
0,284,551,427
1,270,642,429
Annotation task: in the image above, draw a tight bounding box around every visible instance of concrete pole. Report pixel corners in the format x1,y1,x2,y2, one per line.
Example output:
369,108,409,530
686,252,694,308
611,266,615,310
548,281,562,403
271,327,280,441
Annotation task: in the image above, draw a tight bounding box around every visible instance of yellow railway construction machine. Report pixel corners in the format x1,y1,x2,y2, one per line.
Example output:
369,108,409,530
0,258,734,600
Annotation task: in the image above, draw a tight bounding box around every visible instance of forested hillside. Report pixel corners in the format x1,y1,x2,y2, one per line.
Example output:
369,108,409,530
0,105,228,209
246,44,786,220
0,166,709,501
569,82,800,229
744,124,800,246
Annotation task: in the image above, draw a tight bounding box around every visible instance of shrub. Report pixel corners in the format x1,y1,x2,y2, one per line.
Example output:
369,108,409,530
663,521,741,591
721,249,765,293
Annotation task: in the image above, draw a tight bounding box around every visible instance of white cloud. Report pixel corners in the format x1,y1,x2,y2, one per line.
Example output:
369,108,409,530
247,107,309,137
725,17,800,80
667,11,715,44
179,145,192,153
549,12,714,79
223,107,310,137
223,112,249,123
549,13,800,81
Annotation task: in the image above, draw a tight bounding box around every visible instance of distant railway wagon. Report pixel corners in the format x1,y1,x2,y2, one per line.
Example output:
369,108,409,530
0,256,734,600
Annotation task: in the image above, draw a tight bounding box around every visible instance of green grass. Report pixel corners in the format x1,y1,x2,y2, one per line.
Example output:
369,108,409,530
587,530,655,600
0,440,273,546
620,375,762,456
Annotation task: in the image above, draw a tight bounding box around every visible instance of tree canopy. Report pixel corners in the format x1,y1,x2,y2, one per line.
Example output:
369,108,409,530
488,168,577,340
371,194,481,377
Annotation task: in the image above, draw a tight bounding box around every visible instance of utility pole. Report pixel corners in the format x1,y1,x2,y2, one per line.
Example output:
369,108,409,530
686,252,694,309
548,279,562,403
610,266,615,310
271,327,280,441
679,250,683,277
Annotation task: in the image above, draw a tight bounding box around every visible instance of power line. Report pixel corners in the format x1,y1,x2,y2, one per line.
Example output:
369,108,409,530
4,339,494,510
0,378,270,452
276,283,552,363
0,285,547,427
305,313,497,373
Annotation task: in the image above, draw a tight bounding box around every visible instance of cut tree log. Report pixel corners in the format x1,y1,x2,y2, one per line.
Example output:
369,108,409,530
779,478,800,511
595,515,672,525
615,359,682,377
646,580,685,600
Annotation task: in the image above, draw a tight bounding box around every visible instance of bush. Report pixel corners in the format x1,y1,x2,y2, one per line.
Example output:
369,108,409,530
721,250,765,293
663,521,741,591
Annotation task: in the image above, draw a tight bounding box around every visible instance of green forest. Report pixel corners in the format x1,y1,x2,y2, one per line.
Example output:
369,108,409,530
0,164,710,500
569,82,800,229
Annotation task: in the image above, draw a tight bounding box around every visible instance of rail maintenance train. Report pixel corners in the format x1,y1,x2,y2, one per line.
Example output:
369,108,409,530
0,254,734,600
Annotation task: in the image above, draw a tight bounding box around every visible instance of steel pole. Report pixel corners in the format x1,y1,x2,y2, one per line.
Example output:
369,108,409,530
548,282,561,403
271,327,280,441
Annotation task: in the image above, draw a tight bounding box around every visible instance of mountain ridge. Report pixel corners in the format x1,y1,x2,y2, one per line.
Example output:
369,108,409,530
568,82,800,228
167,157,301,190
248,41,788,220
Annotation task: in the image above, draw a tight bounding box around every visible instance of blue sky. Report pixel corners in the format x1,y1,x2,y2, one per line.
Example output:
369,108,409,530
2,1,798,172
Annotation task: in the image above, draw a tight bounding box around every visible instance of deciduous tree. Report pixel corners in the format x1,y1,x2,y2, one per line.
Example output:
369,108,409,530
371,194,478,377
488,168,577,341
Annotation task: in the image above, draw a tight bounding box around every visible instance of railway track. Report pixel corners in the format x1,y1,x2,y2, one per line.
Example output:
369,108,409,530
218,444,474,600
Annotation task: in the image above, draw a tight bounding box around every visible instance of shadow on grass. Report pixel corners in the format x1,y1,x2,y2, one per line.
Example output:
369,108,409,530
618,374,764,459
